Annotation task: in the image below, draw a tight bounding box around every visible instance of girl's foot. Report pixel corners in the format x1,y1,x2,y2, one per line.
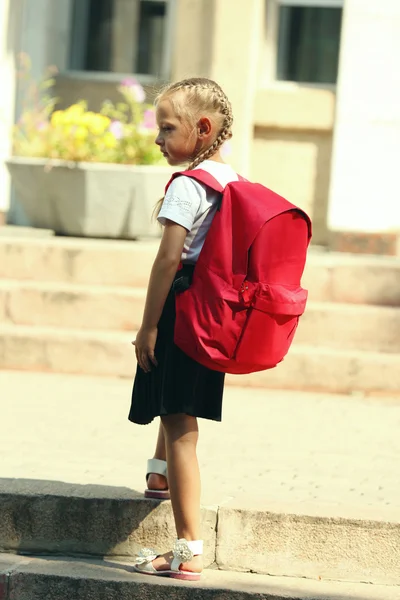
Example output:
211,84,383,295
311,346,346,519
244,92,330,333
150,551,203,575
145,458,170,500
146,473,168,493
133,539,203,580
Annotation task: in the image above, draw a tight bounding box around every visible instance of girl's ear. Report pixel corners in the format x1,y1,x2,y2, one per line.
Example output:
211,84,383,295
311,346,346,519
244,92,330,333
197,117,212,138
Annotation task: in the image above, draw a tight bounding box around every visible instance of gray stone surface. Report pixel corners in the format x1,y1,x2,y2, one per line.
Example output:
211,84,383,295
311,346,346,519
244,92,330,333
232,345,400,394
1,325,400,393
0,481,216,567
1,280,400,353
1,371,399,512
0,555,32,600
1,235,400,305
217,500,400,585
5,555,399,600
1,371,400,583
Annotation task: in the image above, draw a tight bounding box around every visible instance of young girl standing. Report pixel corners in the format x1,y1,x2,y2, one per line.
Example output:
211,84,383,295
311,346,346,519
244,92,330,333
129,78,236,580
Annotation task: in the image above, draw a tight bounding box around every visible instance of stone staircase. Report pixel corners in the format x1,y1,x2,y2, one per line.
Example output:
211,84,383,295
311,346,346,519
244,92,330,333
1,234,400,393
2,553,397,600
0,477,399,598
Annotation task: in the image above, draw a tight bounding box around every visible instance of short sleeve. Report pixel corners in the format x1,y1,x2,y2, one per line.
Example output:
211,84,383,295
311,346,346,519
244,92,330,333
158,176,203,231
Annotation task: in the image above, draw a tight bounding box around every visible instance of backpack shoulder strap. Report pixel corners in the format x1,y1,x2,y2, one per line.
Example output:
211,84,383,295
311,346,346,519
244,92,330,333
165,169,229,194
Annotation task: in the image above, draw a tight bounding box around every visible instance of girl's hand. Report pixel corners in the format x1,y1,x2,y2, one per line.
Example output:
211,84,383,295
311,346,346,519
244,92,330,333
133,327,159,373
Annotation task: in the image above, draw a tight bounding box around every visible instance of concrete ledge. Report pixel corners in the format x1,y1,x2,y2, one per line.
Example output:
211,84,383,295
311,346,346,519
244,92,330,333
0,554,34,600
232,346,400,395
4,555,398,600
1,325,400,393
1,282,400,352
1,237,400,306
0,280,146,332
0,237,158,288
1,482,399,585
0,480,217,568
302,252,400,306
329,231,400,256
0,226,54,239
217,499,400,585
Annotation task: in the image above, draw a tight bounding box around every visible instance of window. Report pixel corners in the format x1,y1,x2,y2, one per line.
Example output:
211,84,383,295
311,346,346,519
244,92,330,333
69,0,171,77
275,0,343,84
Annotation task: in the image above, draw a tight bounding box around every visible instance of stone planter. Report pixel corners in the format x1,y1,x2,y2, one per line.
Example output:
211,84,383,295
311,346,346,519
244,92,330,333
6,157,175,238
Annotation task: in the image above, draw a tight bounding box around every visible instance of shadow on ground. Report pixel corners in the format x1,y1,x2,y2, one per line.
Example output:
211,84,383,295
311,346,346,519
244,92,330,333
0,477,166,560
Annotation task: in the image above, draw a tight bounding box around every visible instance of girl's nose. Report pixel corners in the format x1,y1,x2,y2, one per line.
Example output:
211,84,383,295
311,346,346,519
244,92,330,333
155,133,163,146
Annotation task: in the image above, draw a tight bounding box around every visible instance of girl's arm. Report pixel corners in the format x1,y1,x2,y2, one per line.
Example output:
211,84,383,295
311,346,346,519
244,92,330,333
133,220,187,372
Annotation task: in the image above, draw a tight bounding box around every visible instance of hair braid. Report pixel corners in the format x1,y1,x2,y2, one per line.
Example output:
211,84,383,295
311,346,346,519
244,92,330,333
153,78,234,219
157,77,233,170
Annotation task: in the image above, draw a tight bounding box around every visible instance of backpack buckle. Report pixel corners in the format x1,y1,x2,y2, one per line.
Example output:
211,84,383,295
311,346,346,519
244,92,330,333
240,281,251,305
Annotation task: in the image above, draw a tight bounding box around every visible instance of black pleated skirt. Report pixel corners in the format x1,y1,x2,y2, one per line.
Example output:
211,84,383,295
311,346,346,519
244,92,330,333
128,266,226,425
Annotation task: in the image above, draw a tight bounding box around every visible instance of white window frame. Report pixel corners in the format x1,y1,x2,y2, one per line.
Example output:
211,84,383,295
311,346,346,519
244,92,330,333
67,0,175,82
263,0,343,86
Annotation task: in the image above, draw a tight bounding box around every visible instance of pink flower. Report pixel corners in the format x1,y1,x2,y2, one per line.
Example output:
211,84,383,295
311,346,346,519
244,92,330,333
121,77,146,103
142,109,157,130
109,120,125,140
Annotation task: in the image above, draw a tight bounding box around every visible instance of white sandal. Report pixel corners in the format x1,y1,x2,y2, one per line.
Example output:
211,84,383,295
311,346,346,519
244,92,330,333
133,538,203,581
144,458,170,500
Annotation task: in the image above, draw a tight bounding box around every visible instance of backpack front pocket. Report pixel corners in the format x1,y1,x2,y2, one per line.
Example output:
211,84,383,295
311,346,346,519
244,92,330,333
234,283,308,368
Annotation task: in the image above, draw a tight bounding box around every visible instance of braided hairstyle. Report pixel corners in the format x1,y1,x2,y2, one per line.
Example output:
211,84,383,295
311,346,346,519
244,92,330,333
153,78,233,219
156,77,233,169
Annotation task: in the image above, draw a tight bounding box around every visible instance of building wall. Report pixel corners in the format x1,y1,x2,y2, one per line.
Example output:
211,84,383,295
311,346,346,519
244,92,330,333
251,86,335,246
329,0,400,237
6,0,73,224
5,0,338,245
171,0,336,245
0,0,23,215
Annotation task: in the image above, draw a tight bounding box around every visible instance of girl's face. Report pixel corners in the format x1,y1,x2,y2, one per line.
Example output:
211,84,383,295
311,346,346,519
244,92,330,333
155,97,213,166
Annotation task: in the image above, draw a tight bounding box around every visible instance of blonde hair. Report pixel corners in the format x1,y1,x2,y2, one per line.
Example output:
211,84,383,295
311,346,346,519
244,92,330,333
154,77,233,217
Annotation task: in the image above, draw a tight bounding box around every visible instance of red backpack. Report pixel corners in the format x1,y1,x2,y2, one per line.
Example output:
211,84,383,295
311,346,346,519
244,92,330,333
167,170,312,375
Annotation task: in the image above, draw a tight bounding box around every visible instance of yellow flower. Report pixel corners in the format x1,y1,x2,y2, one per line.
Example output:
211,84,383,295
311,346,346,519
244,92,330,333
90,114,111,135
103,132,117,149
81,112,97,127
74,126,88,142
63,103,86,125
80,112,110,135
66,103,85,116
62,125,73,137
51,111,64,127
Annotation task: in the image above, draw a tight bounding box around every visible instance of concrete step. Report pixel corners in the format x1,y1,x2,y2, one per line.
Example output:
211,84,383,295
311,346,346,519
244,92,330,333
1,554,396,600
295,301,400,353
1,323,400,393
1,236,400,305
0,280,146,332
0,481,399,585
1,280,400,352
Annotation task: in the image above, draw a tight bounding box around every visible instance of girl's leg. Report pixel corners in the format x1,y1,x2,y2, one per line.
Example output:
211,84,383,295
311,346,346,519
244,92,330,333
147,420,168,491
151,413,203,573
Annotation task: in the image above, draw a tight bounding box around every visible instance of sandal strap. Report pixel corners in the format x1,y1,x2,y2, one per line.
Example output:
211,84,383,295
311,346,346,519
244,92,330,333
146,458,167,479
186,540,203,556
171,538,203,572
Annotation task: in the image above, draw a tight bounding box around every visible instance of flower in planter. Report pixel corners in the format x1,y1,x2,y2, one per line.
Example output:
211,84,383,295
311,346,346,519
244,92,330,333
12,55,164,166
121,77,146,104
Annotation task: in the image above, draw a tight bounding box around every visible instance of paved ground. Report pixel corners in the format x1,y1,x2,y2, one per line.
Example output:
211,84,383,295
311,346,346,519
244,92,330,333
1,370,400,516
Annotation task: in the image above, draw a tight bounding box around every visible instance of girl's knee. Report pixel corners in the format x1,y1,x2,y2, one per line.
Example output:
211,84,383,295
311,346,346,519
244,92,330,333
161,413,198,442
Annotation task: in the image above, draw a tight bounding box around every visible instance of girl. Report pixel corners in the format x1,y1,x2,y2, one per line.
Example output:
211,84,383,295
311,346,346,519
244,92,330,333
129,78,236,581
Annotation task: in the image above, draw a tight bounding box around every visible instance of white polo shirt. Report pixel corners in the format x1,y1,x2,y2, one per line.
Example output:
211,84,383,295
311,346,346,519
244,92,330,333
158,160,238,263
